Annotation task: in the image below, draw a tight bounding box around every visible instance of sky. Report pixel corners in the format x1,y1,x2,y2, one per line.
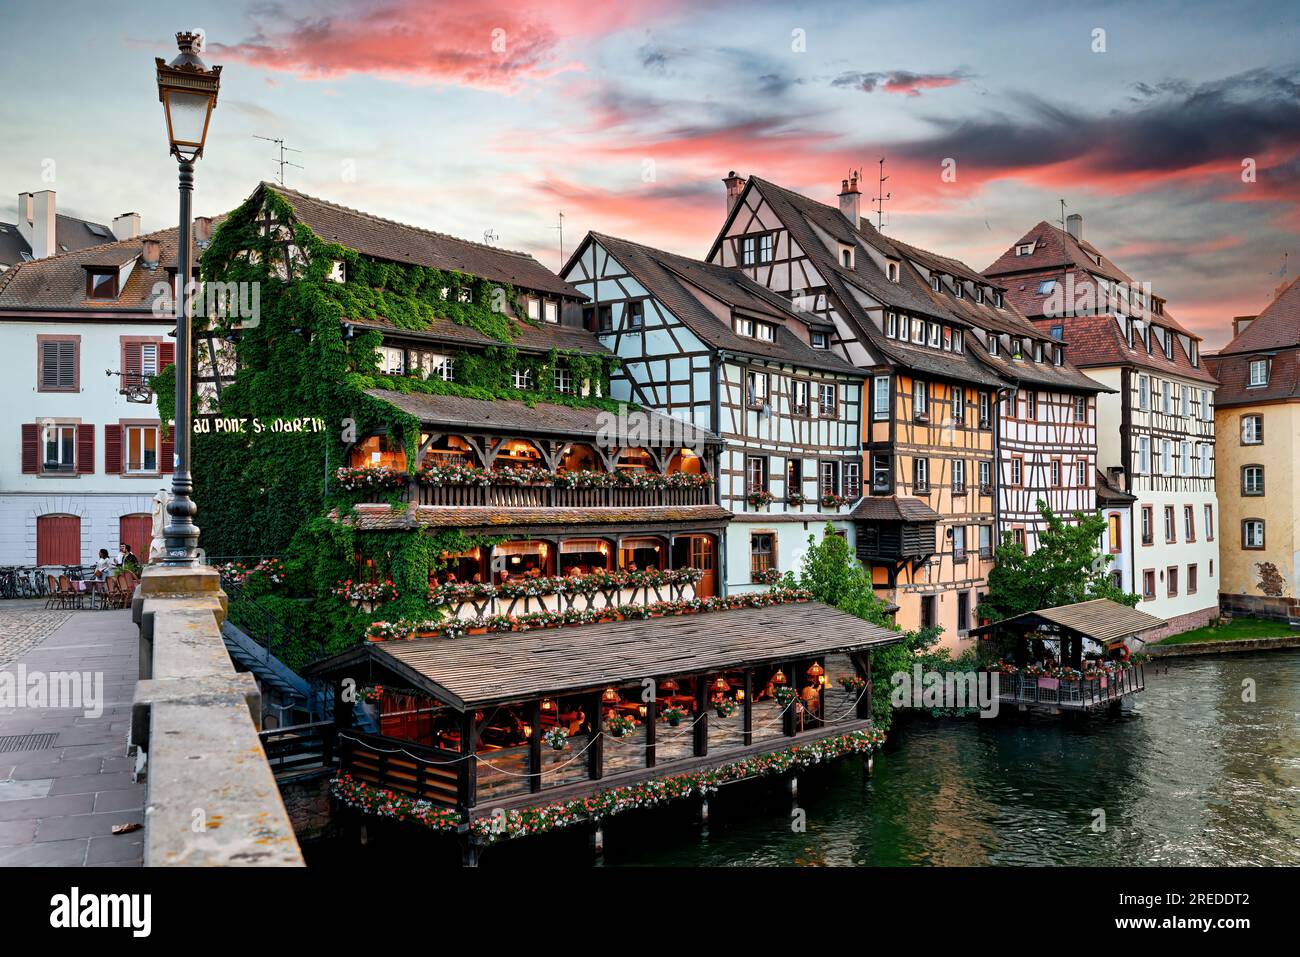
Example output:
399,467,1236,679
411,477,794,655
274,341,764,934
1,0,1298,348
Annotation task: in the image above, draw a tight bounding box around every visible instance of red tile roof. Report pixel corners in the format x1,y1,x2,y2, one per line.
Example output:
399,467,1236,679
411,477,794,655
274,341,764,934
1215,278,1300,356
1204,349,1300,407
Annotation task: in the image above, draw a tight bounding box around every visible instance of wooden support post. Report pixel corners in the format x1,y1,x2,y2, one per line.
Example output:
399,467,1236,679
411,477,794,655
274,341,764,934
742,669,754,746
588,692,604,780
694,678,709,756
458,709,477,811
782,663,797,736
645,688,657,768
528,700,542,793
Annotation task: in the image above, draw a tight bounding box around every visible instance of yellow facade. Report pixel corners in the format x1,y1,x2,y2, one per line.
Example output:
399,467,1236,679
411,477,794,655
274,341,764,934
1215,399,1300,613
872,373,997,651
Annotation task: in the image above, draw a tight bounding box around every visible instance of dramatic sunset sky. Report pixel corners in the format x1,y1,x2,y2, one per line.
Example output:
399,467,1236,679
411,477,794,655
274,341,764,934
2,0,1297,346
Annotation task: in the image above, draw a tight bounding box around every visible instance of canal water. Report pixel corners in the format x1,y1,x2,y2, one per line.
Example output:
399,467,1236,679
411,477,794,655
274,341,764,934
312,651,1300,867
600,650,1300,867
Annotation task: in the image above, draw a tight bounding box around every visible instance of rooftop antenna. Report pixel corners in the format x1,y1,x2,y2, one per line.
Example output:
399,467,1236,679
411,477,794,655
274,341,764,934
482,228,499,245
1058,198,1068,232
554,211,565,266
253,135,304,186
874,157,891,231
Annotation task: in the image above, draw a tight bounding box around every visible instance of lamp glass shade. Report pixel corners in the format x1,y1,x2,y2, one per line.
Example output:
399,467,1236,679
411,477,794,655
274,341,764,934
162,89,214,153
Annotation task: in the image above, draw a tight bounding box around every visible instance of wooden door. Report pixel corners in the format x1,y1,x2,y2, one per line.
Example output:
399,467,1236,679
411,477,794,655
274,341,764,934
119,514,152,563
36,514,81,566
689,536,716,597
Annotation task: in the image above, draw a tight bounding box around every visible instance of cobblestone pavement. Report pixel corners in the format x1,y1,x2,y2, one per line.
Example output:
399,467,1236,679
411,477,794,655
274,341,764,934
0,609,145,866
0,603,74,667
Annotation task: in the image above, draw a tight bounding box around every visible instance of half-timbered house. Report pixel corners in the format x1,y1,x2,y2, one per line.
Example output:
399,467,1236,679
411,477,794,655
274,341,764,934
561,232,866,593
706,173,1014,648
985,214,1219,636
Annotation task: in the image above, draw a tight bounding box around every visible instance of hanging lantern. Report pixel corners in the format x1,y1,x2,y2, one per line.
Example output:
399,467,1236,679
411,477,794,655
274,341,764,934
712,676,729,694
771,669,787,686
541,698,555,712
601,686,619,703
806,661,825,679
661,678,680,692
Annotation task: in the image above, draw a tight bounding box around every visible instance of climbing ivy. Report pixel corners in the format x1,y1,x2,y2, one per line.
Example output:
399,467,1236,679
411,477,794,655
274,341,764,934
189,186,618,662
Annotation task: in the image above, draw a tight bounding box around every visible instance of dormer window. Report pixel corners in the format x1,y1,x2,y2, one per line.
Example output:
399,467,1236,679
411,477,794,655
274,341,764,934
543,300,559,324
911,317,925,344
887,261,900,282
526,297,541,321
927,323,941,348
1037,279,1057,295
952,329,964,353
1015,243,1034,256
512,368,534,390
1189,340,1198,366
987,336,1000,357
886,312,898,338
1054,346,1064,366
1248,359,1269,387
839,246,854,269
931,274,941,292
86,270,117,300
975,287,985,304
993,291,1003,308
953,281,964,299
1012,338,1023,359
328,260,347,283
811,331,829,349
755,321,775,342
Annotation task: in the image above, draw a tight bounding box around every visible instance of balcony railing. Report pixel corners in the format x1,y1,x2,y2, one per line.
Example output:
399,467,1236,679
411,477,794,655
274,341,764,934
364,480,714,509
995,665,1145,710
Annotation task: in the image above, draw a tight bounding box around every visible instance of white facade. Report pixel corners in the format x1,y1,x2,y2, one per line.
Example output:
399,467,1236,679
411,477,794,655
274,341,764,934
1,316,172,565
1090,364,1219,625
564,236,863,595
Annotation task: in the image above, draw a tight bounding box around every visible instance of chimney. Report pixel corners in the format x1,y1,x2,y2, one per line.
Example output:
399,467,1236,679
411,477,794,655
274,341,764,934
1107,465,1127,492
838,172,861,228
141,239,162,269
193,216,214,247
722,171,745,214
1066,213,1083,241
112,212,141,241
18,190,56,259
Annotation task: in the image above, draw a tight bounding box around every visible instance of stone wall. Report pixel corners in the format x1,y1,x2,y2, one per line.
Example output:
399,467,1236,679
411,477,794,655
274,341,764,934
1139,603,1219,643
1219,591,1300,624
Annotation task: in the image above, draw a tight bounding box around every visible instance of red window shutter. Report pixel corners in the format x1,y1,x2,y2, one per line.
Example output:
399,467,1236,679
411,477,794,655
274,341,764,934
159,341,175,368
22,423,39,473
104,424,123,474
123,341,142,389
76,424,95,474
161,429,175,473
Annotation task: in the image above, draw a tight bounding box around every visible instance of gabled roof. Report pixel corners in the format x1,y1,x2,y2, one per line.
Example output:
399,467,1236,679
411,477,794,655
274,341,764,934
0,222,217,314
263,184,579,299
714,177,1009,388
1028,315,1217,384
0,213,117,269
579,232,863,376
1205,349,1300,407
1096,468,1136,505
968,598,1164,645
1215,278,1300,356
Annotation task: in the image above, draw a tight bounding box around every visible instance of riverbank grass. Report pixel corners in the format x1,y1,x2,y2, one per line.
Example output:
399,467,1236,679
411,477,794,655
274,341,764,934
1157,616,1295,646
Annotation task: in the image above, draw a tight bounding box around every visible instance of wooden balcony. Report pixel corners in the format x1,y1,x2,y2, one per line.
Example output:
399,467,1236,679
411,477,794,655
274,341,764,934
363,480,713,509
995,664,1145,712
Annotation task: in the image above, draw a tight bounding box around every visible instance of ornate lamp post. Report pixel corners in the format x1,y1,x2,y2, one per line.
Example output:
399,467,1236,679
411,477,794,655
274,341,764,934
155,32,221,566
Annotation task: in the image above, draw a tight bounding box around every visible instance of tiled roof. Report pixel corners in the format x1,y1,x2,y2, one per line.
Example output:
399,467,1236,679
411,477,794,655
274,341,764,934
730,177,1011,388
0,213,117,268
348,315,609,357
1095,469,1136,505
1204,349,1300,407
0,222,217,313
582,232,863,377
850,496,941,523
1028,315,1217,384
337,503,733,532
364,388,721,446
264,184,580,299
1216,278,1300,356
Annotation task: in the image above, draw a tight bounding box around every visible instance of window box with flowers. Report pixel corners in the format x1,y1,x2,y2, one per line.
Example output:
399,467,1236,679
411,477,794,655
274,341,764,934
746,488,774,509
820,492,853,509
786,490,809,507
752,568,782,585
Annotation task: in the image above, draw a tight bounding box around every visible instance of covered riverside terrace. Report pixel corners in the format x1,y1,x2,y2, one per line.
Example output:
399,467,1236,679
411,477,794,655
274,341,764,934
305,601,900,819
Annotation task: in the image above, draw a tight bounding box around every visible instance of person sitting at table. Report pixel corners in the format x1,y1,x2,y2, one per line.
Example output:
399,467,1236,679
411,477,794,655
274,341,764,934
471,572,483,584
444,572,458,584
626,562,638,573
498,569,511,584
566,564,583,577
93,548,113,579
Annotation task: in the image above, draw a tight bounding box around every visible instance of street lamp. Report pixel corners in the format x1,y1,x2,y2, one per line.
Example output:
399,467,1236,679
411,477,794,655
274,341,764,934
155,32,221,566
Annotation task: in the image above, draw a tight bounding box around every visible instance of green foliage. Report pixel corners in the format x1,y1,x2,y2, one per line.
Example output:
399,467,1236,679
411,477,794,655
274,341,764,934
793,524,942,730
978,500,1139,628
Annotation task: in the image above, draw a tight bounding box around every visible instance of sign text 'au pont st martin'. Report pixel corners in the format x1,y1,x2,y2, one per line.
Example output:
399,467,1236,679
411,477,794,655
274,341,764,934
193,416,327,435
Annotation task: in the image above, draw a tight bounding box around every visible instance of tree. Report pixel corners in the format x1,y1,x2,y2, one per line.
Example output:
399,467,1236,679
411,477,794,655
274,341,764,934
793,524,941,729
978,500,1138,625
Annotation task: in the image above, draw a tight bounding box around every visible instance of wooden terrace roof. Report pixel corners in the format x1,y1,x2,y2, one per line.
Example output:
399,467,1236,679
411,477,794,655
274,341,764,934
968,598,1164,645
307,601,900,710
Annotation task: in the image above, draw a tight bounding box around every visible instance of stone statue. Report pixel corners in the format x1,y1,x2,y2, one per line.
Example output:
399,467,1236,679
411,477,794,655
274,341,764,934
148,487,173,563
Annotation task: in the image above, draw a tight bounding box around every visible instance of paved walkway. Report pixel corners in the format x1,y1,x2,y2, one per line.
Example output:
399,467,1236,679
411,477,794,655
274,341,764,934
0,607,145,866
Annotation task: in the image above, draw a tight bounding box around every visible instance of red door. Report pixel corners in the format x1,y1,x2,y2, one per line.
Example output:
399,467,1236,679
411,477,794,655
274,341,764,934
119,514,152,563
689,536,716,598
36,514,81,566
